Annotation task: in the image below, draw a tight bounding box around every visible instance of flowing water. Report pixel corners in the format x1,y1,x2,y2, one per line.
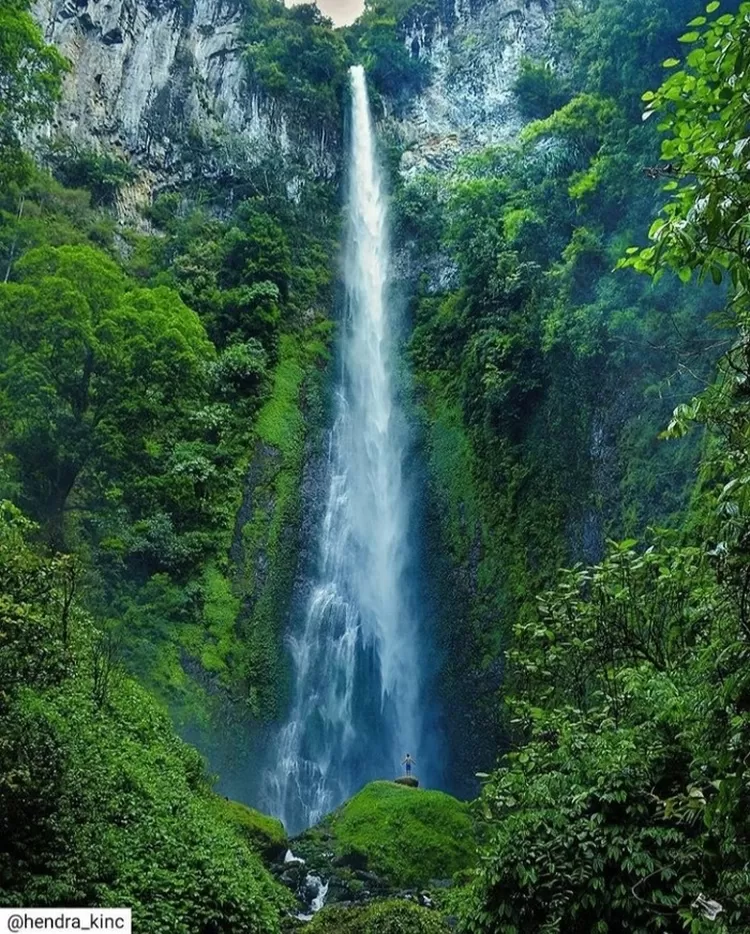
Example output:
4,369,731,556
261,65,424,834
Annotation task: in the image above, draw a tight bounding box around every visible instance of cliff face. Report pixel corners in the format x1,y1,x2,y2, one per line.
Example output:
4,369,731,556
379,0,560,799
33,0,555,185
32,0,336,193
384,0,557,290
29,0,560,801
391,0,556,177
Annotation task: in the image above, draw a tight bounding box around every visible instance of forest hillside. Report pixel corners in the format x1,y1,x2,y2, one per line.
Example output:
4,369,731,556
2,0,750,931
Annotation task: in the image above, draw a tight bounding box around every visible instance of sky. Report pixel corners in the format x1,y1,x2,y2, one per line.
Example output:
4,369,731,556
288,0,364,25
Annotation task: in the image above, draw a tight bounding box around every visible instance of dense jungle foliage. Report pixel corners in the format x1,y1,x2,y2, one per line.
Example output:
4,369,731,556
0,1,342,750
457,2,750,931
392,0,734,792
4,0,750,931
241,0,432,121
0,504,291,930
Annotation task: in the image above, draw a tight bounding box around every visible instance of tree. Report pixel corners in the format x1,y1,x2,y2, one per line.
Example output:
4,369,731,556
513,59,570,120
0,0,68,184
625,2,750,297
244,0,351,129
0,245,214,541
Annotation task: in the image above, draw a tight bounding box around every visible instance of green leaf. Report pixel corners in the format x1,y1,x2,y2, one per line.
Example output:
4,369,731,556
678,32,700,42
649,218,666,238
663,58,681,68
706,1,720,11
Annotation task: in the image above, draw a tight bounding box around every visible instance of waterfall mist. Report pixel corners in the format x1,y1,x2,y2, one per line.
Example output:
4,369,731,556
260,65,429,834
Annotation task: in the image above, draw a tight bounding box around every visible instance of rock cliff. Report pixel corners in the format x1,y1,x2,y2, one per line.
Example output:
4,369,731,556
30,0,556,206
32,0,336,197
389,0,556,177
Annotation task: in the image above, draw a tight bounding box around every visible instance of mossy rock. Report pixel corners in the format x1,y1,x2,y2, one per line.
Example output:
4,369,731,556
394,776,419,788
214,795,288,860
305,899,451,934
295,781,476,890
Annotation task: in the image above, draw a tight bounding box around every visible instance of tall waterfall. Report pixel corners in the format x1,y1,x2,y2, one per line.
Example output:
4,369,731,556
261,65,423,834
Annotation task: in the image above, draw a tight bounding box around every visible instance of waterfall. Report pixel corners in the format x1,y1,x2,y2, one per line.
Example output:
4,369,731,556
261,65,424,834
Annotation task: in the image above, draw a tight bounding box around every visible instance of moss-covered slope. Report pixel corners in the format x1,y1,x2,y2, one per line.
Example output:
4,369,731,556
214,797,288,861
293,781,477,891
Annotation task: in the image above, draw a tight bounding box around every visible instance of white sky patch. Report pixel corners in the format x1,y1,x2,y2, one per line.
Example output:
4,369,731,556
286,0,364,26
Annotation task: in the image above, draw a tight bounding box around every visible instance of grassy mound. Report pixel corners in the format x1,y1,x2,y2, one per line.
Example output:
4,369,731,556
306,899,451,934
214,797,287,860
300,781,476,889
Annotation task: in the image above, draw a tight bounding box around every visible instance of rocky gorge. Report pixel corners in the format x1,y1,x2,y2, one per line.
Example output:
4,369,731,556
25,0,705,813
2,0,737,928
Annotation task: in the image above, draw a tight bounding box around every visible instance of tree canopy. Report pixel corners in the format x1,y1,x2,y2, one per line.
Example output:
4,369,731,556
0,0,67,184
0,245,213,539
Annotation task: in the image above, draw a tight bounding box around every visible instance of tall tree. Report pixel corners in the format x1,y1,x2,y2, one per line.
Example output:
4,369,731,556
0,245,214,542
0,0,67,185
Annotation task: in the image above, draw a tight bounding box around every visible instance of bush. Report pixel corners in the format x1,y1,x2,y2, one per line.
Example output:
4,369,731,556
48,141,137,205
513,59,570,119
307,900,451,934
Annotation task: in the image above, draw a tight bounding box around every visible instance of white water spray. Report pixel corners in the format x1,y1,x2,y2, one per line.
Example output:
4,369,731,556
261,66,423,833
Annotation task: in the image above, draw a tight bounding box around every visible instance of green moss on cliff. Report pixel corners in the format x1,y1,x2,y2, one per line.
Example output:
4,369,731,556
234,326,331,721
214,797,288,859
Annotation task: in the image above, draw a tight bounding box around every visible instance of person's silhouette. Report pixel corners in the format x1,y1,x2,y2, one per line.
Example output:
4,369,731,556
402,753,415,776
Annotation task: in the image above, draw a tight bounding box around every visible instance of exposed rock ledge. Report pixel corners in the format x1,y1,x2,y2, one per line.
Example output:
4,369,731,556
31,0,337,198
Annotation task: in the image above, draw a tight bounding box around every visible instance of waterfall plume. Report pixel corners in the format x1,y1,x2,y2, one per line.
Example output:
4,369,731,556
261,65,425,834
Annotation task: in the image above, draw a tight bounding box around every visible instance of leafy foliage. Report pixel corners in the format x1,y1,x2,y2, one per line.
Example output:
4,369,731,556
461,4,750,932
0,0,67,184
513,58,570,119
243,0,351,129
0,245,213,541
461,528,750,932
307,900,451,934
0,503,288,931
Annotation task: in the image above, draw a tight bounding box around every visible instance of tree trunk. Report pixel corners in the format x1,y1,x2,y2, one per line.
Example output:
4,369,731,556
46,463,80,551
